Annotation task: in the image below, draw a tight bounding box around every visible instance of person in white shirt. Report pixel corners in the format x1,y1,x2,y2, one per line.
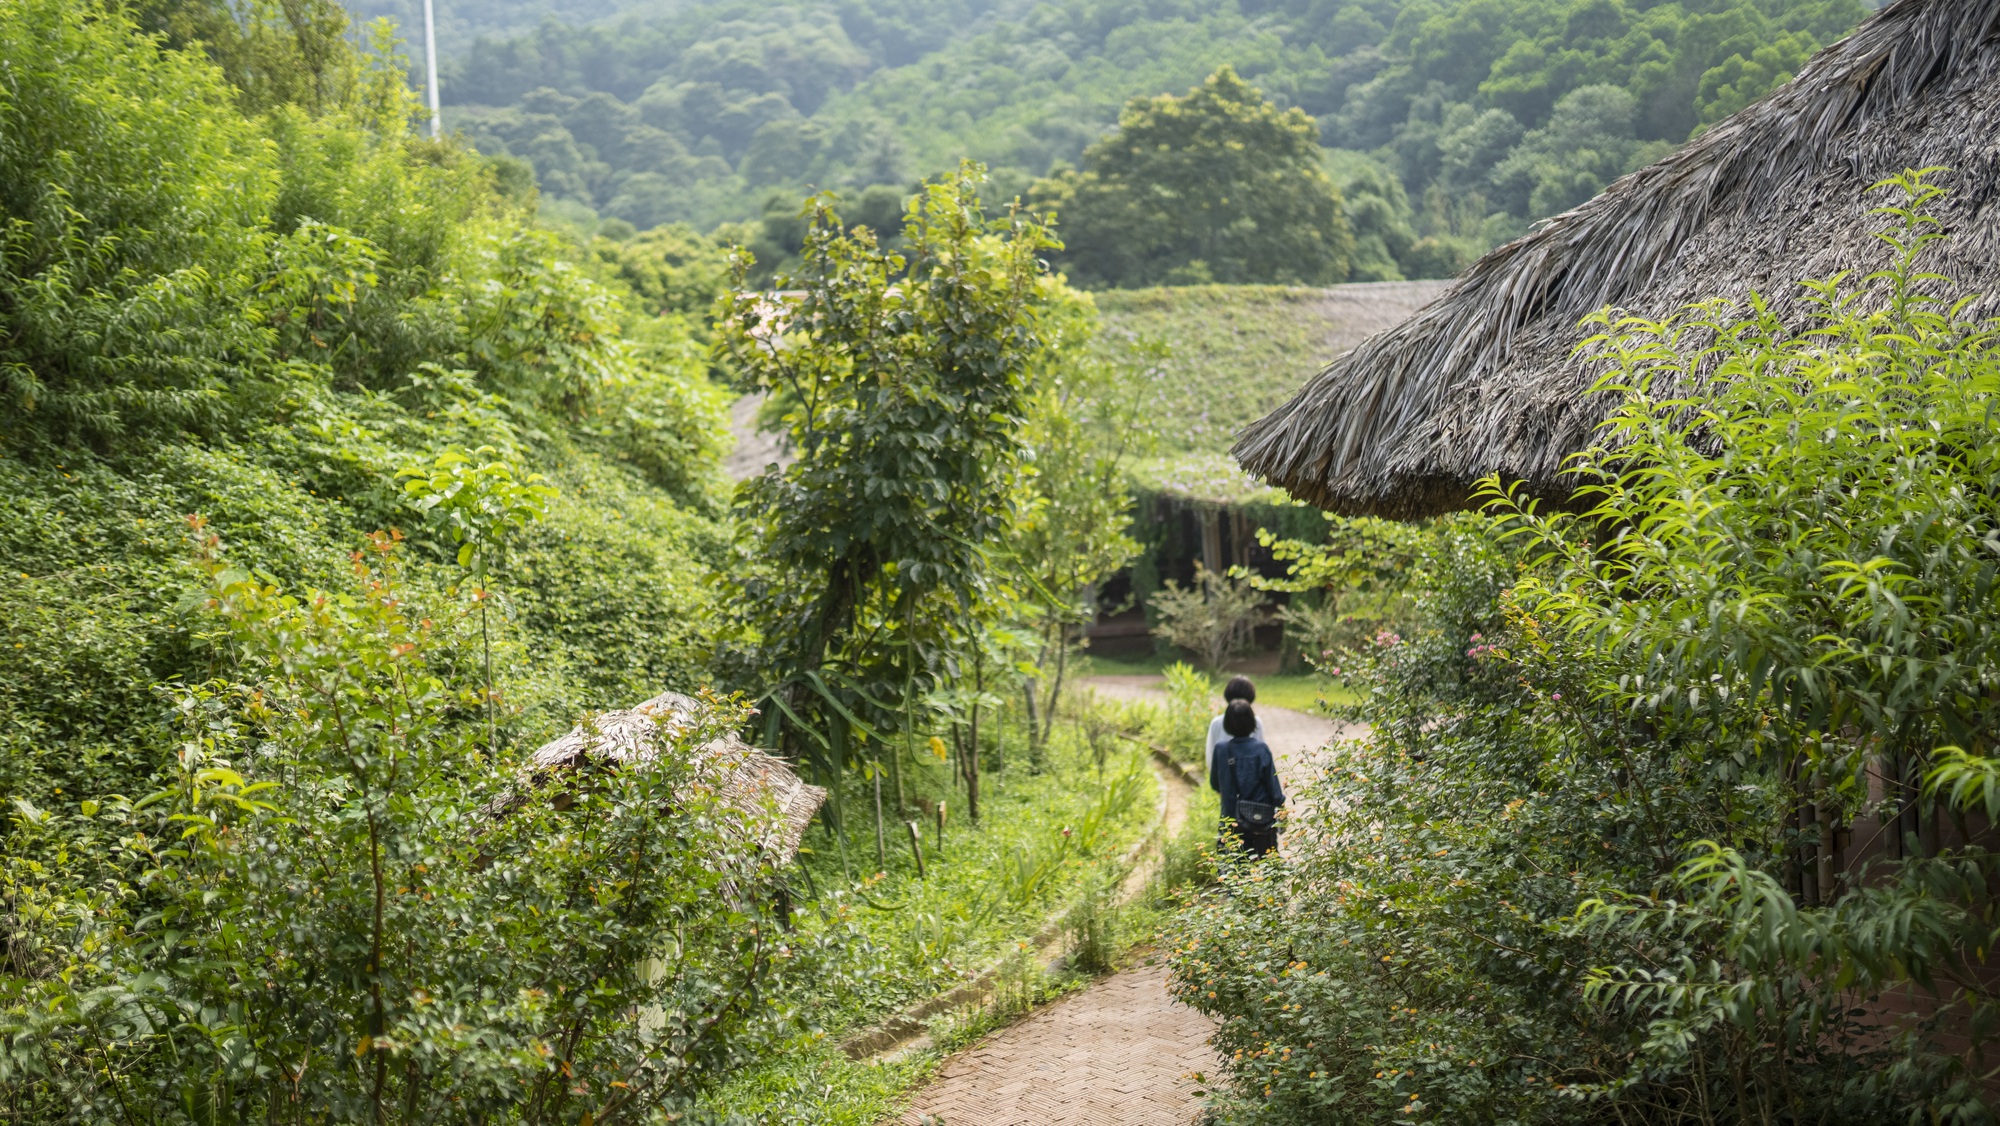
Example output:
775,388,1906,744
1205,676,1266,779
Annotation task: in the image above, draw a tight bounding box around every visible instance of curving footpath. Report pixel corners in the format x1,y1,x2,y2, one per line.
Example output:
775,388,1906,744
894,677,1348,1125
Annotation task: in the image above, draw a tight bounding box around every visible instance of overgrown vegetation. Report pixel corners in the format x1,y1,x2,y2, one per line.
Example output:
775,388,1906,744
0,0,732,817
0,0,776,1115
0,0,1160,1120
23,0,1981,1122
5,536,808,1121
1170,173,2000,1124
702,697,1161,1123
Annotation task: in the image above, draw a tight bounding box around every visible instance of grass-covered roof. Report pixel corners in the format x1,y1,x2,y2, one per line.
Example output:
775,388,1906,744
1094,281,1444,461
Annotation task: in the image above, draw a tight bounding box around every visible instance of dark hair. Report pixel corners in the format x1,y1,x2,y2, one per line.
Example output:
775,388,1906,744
1223,699,1257,738
1223,675,1256,703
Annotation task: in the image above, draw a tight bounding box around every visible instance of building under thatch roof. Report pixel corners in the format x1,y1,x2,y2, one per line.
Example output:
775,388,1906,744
521,690,826,863
1234,0,2000,518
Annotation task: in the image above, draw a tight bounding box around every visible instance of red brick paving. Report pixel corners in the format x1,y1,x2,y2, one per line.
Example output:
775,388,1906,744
898,959,1218,1125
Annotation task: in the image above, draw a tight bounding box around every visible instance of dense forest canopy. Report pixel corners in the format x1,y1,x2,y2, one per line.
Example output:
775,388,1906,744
431,0,1869,280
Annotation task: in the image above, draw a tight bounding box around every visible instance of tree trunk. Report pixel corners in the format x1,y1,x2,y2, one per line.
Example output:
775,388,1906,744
1022,682,1040,765
827,719,852,880
872,756,887,870
965,729,980,823
1199,507,1222,576
1041,621,1071,747
890,738,906,818
480,593,495,752
897,605,915,816
967,649,982,823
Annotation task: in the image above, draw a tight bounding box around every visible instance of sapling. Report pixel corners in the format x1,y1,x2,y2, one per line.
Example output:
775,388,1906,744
399,446,555,751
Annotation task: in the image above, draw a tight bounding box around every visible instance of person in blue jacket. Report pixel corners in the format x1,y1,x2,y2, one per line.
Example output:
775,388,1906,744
1210,699,1284,857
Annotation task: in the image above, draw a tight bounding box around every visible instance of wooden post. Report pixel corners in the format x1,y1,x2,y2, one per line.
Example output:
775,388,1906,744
873,760,887,870
1198,506,1222,576
969,646,985,818
905,820,926,878
936,801,946,855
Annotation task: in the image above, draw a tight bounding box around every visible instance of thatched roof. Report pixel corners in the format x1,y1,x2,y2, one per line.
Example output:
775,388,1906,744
524,691,826,862
1234,0,2000,518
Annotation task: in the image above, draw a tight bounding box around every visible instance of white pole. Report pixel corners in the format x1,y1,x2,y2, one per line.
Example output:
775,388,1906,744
423,0,441,139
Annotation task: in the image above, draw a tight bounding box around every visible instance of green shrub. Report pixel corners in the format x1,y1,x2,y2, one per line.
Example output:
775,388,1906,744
1,532,807,1122
1151,565,1267,671
0,0,730,821
1169,172,2000,1124
0,0,273,446
1161,661,1213,764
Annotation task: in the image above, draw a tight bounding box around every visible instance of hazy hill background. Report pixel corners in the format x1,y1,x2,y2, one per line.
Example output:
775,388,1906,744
382,0,1869,280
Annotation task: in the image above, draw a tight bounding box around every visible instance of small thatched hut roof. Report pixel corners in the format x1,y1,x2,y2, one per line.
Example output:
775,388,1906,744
1234,0,2000,518
525,691,826,863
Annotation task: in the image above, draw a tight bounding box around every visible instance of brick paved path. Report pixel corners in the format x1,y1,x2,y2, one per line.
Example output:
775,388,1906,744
897,959,1216,1126
891,681,1356,1124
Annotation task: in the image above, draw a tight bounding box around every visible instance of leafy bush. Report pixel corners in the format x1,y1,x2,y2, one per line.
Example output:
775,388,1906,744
712,164,1061,829
1151,565,1267,671
0,0,273,445
1,532,805,1122
0,0,731,822
1170,173,2000,1124
1160,661,1214,765
1257,514,1424,675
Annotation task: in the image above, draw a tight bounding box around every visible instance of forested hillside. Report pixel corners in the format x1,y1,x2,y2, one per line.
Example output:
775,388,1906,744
4,0,735,815
346,0,631,58
438,0,1868,277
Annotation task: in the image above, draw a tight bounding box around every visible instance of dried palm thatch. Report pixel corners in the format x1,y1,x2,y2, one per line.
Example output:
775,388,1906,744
1235,0,2000,518
521,691,826,863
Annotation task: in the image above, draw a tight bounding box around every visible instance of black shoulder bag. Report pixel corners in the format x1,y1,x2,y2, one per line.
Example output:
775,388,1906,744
1225,747,1276,830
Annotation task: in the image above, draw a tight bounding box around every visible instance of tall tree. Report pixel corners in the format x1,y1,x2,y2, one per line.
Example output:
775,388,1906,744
1030,66,1353,289
713,165,1057,836
1004,311,1148,752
